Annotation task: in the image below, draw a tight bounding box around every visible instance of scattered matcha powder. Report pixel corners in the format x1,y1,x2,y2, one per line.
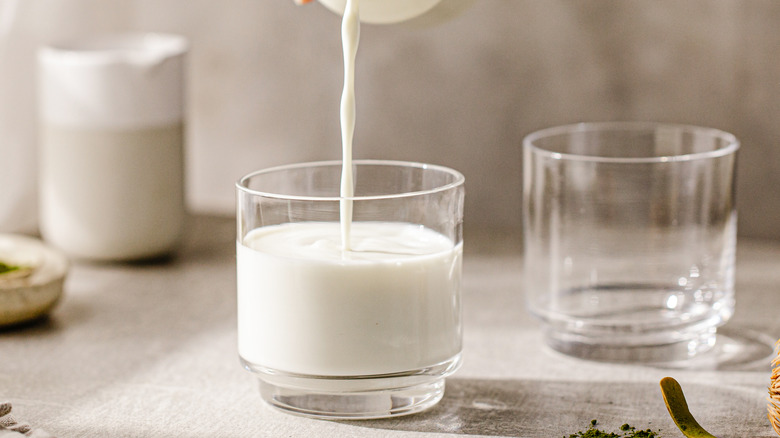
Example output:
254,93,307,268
0,261,20,275
564,420,660,438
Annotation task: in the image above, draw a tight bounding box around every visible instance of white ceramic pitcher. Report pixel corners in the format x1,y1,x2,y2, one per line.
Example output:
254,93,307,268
314,0,473,24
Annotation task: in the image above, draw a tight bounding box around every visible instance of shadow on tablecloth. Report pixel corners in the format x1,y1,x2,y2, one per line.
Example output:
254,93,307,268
661,325,777,372
353,325,777,437
353,377,772,437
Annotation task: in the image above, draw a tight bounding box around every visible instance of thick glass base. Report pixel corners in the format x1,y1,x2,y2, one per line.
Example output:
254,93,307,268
259,378,445,420
245,355,460,419
531,282,733,364
543,325,718,364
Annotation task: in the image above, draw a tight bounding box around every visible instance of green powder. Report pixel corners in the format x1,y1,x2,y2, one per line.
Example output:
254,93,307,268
565,420,660,438
0,261,20,275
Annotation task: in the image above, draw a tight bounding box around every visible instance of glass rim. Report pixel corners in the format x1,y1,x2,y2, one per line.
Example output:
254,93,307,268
236,159,465,202
523,121,740,164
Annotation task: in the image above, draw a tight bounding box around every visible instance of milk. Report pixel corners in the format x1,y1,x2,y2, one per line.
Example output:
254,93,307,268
238,0,464,385
237,221,462,376
339,0,359,250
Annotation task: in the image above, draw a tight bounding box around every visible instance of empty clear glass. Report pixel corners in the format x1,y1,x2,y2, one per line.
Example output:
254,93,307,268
523,122,739,363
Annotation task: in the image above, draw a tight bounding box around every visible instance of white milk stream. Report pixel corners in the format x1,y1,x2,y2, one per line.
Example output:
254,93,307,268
339,0,360,251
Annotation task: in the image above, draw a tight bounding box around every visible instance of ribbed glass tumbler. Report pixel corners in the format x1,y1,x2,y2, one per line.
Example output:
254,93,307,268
523,122,739,363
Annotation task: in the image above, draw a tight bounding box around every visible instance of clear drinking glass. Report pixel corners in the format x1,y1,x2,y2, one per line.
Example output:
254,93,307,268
522,122,739,363
236,160,465,419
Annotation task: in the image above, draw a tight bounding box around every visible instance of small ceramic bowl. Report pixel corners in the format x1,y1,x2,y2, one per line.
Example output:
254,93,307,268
0,234,68,327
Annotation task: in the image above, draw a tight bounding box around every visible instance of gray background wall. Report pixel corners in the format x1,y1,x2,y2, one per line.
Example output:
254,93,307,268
1,0,778,239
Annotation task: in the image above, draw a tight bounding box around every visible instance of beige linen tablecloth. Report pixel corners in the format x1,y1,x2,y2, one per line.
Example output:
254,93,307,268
1,215,778,437
1,402,53,437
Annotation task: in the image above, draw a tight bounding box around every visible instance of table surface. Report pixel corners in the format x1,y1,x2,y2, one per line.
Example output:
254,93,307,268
3,215,779,438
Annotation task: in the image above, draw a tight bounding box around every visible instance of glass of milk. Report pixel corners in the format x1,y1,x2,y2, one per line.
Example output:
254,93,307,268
523,122,739,364
236,160,464,419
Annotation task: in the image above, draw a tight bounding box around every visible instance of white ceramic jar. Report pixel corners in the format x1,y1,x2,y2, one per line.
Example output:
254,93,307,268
37,33,188,261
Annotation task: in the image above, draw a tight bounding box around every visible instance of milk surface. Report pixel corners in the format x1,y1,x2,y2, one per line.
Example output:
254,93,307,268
237,221,462,376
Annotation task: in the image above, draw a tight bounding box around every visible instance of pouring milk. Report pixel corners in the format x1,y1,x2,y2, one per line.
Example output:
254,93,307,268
237,0,463,380
339,0,359,250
